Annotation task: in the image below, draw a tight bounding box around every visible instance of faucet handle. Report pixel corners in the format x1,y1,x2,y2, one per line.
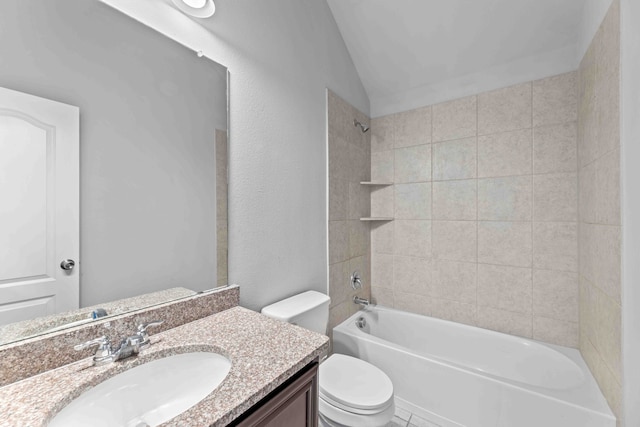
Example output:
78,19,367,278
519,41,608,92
74,336,110,352
137,320,164,335
136,320,164,348
74,336,113,365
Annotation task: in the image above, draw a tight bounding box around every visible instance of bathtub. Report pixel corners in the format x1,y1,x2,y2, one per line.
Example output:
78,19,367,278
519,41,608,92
332,306,615,427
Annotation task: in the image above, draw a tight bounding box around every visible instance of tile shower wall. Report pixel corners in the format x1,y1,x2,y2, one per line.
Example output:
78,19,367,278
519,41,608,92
216,129,228,286
578,0,622,420
327,90,371,337
370,73,579,347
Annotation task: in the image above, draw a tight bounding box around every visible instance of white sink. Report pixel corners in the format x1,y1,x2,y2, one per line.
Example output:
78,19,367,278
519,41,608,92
48,352,231,427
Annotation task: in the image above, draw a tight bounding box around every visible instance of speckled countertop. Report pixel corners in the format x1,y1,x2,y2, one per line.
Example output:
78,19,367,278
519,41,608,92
0,306,329,427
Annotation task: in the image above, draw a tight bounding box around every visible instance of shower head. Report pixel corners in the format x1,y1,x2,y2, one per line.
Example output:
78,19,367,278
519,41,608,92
354,119,370,133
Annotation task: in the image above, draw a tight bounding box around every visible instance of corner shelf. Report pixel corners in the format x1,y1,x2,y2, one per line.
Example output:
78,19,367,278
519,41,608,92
360,217,394,222
360,181,394,186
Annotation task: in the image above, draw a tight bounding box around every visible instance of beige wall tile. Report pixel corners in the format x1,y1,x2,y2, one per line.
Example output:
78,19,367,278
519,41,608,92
329,299,352,334
533,122,578,174
393,256,431,296
478,221,532,267
371,150,394,183
348,143,369,183
477,306,533,338
395,183,431,219
430,299,477,326
432,137,477,180
533,173,578,222
478,129,532,178
432,260,477,304
394,144,431,183
478,176,532,221
329,174,348,221
579,223,597,283
593,224,621,303
372,253,394,288
595,149,621,225
327,90,354,142
478,264,532,314
432,180,477,220
579,278,598,344
329,261,350,307
371,286,394,307
349,255,369,293
371,115,394,153
328,136,349,220
348,182,369,220
349,220,369,258
432,95,477,142
579,160,597,224
595,3,620,161
394,220,432,259
329,220,349,264
371,221,394,254
432,220,477,262
533,222,578,272
478,82,532,135
533,270,578,321
594,287,622,383
394,291,431,316
533,72,578,127
371,185,394,218
533,317,578,347
394,106,432,148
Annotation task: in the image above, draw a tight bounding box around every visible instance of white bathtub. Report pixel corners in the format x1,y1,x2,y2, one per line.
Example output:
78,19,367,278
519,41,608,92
332,306,615,427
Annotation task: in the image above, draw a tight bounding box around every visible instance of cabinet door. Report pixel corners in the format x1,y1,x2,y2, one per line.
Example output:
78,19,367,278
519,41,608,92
234,361,318,427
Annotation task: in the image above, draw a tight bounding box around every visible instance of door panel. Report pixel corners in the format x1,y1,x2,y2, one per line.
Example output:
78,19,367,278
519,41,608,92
0,87,79,325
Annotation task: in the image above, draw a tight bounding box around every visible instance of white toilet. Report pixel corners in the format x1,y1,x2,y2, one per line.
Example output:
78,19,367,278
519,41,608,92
261,291,395,427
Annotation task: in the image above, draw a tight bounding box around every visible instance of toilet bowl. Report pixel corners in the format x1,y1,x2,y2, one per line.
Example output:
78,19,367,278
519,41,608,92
261,291,395,427
318,354,395,427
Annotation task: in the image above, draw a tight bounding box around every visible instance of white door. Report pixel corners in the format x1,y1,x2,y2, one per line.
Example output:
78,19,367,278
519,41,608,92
0,87,79,325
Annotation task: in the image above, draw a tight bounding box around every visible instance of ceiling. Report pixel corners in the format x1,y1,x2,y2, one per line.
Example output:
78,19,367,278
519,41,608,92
326,0,585,117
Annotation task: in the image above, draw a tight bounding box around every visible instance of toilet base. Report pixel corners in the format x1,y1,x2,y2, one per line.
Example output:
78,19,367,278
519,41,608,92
319,397,395,427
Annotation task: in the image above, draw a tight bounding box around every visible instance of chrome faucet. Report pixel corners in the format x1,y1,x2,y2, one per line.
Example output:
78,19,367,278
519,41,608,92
353,296,370,307
75,320,163,366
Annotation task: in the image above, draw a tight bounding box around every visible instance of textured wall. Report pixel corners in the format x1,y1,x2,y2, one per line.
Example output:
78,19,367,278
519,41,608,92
327,90,371,338
578,0,622,420
369,72,579,347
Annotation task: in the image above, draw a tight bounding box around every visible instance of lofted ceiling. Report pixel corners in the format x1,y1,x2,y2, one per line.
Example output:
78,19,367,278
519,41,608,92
326,0,585,117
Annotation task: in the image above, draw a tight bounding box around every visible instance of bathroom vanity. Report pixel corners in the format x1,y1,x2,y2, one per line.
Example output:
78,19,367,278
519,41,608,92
0,306,328,426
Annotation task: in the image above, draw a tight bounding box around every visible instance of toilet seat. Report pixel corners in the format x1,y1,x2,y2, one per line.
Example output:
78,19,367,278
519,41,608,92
319,354,394,415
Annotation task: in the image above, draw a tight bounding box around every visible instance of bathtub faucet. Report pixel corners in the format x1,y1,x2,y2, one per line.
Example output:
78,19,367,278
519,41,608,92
353,296,370,307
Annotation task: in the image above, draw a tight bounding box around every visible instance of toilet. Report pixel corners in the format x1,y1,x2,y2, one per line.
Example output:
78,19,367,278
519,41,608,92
261,291,395,427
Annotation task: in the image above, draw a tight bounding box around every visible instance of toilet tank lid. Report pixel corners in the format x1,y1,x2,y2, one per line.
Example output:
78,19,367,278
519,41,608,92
261,291,330,321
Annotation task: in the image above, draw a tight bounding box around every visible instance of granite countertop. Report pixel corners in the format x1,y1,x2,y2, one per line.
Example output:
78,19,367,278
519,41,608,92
0,306,329,427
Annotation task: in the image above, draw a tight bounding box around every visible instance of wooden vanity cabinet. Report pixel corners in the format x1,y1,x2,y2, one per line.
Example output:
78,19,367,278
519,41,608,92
231,359,319,427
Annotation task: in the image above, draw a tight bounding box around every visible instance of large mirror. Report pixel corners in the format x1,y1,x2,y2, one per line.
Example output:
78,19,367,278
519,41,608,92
0,0,228,345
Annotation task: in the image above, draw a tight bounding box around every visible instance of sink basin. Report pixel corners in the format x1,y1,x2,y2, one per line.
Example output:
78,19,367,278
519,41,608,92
48,352,231,427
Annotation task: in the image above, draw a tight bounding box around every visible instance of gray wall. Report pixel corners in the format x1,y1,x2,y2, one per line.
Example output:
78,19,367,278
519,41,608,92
102,0,370,311
0,0,228,306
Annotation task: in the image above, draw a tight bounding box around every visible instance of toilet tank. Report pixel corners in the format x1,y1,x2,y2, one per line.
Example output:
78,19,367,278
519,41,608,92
261,291,330,335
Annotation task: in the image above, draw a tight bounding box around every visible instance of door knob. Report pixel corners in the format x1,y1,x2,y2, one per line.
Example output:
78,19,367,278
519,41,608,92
60,259,75,271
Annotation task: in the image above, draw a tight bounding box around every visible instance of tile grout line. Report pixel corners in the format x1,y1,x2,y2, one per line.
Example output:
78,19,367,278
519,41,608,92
531,82,535,338
476,94,480,324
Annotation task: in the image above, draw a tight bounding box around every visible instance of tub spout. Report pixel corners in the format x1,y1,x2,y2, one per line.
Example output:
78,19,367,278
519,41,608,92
353,296,370,307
